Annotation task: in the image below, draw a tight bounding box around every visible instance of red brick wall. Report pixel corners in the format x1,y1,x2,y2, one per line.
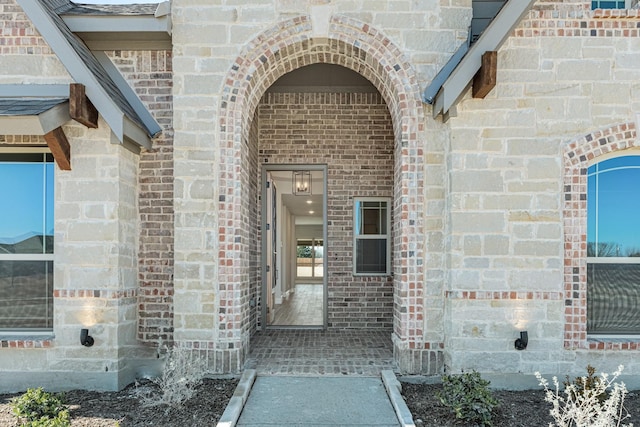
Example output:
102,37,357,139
258,92,394,328
109,50,175,344
0,1,52,55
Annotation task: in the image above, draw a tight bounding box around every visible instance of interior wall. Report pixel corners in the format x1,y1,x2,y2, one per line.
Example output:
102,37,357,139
258,92,395,329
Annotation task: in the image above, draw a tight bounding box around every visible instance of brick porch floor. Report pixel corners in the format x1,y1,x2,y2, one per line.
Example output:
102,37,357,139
244,329,397,376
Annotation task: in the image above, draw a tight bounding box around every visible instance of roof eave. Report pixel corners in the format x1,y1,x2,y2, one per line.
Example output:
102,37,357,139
16,0,160,148
429,0,537,118
0,101,70,135
62,14,171,51
93,51,162,139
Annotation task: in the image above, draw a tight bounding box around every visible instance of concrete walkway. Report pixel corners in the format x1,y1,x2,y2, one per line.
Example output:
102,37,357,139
217,370,415,427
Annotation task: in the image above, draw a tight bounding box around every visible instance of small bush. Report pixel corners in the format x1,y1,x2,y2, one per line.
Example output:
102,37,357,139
536,365,631,427
436,371,499,426
564,364,608,404
139,345,207,409
10,387,70,427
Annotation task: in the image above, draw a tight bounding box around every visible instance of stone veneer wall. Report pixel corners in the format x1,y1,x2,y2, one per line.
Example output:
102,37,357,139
257,92,395,329
442,2,640,378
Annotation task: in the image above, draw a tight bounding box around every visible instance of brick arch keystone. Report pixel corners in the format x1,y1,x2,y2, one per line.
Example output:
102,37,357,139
218,15,432,370
563,121,638,350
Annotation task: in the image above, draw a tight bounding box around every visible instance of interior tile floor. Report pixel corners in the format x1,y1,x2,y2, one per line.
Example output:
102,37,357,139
271,283,323,326
244,329,396,376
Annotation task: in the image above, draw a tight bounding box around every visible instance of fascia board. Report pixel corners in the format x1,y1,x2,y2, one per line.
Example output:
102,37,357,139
94,51,161,138
17,1,126,142
0,101,70,135
122,116,151,151
433,0,536,117
0,85,68,97
38,101,71,133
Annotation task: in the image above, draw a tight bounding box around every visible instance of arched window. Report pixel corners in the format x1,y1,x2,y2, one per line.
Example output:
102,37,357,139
587,155,640,335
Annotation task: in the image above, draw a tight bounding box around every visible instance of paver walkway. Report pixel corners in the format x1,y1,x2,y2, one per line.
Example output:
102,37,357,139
236,376,401,427
245,329,396,376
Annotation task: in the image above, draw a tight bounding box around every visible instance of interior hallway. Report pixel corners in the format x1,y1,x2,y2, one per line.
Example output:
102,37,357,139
272,284,323,326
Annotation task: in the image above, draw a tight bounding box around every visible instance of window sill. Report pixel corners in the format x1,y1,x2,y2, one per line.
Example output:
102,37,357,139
0,335,54,349
587,336,640,350
592,8,640,18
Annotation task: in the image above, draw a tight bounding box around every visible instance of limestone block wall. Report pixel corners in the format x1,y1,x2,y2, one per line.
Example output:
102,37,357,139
442,3,640,379
0,2,164,391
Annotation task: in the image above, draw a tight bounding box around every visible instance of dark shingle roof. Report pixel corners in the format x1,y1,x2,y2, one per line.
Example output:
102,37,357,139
0,98,67,116
65,3,160,15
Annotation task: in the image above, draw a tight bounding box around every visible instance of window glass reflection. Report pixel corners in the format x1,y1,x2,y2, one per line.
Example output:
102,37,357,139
587,155,640,257
0,154,54,255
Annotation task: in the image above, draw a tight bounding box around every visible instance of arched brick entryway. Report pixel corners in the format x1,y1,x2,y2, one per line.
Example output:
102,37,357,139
217,15,440,373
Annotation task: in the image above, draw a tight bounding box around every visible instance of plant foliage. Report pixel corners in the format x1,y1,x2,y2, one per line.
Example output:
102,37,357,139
436,371,499,426
536,365,632,427
10,387,70,427
139,345,207,409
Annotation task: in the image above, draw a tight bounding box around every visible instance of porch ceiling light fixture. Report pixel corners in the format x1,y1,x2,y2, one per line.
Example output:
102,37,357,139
80,328,94,347
514,330,528,351
292,170,311,196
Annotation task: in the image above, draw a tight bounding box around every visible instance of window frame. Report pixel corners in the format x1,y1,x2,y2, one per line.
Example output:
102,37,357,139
591,0,636,9
586,153,640,338
0,147,55,333
353,197,391,276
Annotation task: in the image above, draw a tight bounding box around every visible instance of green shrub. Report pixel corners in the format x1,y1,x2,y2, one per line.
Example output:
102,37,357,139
10,387,70,427
436,371,499,426
564,365,608,404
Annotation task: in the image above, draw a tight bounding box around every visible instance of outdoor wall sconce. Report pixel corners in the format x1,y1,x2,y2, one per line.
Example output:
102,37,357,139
292,170,311,196
80,328,94,347
514,331,528,351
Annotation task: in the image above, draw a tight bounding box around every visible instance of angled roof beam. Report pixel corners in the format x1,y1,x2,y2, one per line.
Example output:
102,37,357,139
472,50,497,99
43,126,71,171
427,0,536,119
69,83,98,128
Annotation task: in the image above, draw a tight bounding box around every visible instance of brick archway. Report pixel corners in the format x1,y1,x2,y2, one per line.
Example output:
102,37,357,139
563,121,638,350
218,15,437,373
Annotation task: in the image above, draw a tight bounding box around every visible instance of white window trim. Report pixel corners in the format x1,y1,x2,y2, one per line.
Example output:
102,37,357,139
353,197,391,276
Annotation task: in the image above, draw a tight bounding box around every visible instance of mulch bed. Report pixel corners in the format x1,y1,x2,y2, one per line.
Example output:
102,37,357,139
401,381,640,427
0,378,238,427
1,376,639,426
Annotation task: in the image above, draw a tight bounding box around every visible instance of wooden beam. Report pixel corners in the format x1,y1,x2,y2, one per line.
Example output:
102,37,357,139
472,51,497,99
69,83,98,128
44,127,71,171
